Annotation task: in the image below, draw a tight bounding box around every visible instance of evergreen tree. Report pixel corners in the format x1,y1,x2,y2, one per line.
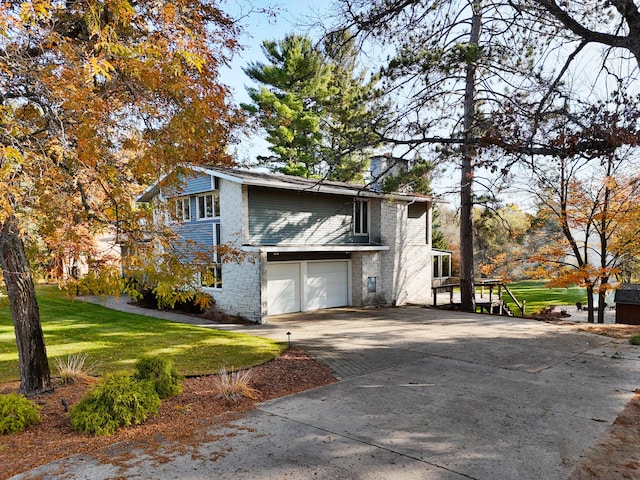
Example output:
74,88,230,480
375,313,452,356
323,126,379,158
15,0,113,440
243,35,329,177
243,33,387,182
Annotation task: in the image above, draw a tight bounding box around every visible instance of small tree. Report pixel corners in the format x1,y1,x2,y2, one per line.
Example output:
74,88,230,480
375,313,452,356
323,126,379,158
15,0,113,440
475,204,532,280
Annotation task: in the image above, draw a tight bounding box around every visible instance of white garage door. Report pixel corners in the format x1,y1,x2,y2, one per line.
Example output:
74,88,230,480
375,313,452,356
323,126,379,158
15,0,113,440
266,263,301,315
306,261,349,310
267,260,350,315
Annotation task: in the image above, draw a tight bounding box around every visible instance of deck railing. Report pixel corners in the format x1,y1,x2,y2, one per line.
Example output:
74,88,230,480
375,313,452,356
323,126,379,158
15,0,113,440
431,278,525,316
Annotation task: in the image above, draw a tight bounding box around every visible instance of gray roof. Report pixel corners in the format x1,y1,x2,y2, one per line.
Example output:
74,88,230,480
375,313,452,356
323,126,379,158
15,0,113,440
614,283,640,305
137,165,434,203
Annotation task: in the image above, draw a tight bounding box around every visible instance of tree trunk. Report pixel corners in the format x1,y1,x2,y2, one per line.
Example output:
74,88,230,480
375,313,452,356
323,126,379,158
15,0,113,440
0,215,51,395
459,159,475,312
586,284,595,324
459,1,482,312
597,285,607,324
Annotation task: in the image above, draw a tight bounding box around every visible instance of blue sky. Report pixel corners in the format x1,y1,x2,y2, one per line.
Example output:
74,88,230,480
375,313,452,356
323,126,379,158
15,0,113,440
220,1,335,163
222,1,334,106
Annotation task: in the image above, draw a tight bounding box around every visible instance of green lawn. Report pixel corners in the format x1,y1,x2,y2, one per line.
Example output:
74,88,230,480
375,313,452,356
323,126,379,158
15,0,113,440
0,286,285,383
500,280,588,314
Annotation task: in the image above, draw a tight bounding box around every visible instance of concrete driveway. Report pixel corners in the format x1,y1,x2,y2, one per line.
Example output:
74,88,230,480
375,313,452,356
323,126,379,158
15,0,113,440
16,306,640,479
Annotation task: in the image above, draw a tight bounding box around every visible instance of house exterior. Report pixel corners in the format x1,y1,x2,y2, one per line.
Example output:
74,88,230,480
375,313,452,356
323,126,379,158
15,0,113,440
137,162,435,323
54,228,122,281
614,283,640,325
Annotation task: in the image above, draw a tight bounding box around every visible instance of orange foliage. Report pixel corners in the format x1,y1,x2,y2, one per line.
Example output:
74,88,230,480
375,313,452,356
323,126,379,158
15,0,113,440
527,166,639,295
0,0,244,285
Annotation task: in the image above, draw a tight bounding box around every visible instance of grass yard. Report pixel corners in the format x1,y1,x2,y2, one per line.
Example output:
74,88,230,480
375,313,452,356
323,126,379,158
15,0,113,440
501,279,588,314
0,286,285,383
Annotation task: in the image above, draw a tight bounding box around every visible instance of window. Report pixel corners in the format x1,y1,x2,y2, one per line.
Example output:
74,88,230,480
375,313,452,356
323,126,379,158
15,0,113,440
175,197,191,221
354,199,369,235
214,190,220,217
213,223,221,262
367,277,377,293
200,264,222,289
426,202,432,244
442,255,451,277
197,192,219,220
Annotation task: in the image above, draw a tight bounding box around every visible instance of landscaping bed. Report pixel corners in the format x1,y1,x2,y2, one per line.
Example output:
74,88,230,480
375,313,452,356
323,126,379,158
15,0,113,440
0,347,337,479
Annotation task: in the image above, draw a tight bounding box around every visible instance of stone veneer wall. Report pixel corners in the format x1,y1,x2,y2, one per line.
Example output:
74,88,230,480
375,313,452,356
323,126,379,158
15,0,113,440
206,180,263,323
352,251,388,307
377,200,432,306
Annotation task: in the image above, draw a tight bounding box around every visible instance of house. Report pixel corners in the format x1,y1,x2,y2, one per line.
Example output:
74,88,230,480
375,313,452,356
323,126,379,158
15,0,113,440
614,283,640,325
136,158,436,323
52,228,122,281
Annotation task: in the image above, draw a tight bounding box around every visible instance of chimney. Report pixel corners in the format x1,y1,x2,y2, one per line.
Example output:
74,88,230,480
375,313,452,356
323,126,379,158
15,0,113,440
369,153,409,192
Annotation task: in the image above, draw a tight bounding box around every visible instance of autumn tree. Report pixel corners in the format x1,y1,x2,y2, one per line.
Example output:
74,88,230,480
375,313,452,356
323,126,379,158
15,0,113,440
518,95,640,323
0,0,241,395
474,204,532,279
243,32,387,182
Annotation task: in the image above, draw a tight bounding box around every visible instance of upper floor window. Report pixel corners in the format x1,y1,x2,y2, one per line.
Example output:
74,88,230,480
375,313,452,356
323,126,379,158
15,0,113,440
354,199,369,235
197,191,220,220
175,197,191,222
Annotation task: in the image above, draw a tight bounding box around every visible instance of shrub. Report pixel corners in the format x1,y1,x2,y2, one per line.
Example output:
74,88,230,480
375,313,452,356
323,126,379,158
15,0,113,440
69,372,160,435
133,356,183,399
212,366,260,402
629,334,640,346
55,353,97,384
0,394,41,434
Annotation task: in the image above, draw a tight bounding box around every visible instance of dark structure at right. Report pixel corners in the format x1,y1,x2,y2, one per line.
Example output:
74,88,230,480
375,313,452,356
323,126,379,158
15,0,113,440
614,284,640,325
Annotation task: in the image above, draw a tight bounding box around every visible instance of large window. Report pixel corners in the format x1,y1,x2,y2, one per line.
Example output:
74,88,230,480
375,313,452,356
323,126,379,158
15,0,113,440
354,199,369,235
442,255,450,277
432,251,452,279
201,223,223,288
197,191,220,220
200,264,222,289
175,197,190,221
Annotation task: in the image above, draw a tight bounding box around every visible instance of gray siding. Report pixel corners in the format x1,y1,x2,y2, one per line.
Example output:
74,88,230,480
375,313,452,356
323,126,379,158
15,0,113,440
174,222,216,257
247,187,364,245
368,199,382,244
165,171,214,197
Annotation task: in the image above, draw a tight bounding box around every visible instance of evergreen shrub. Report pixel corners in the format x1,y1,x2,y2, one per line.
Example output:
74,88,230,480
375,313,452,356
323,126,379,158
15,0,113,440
69,372,160,435
133,356,183,399
0,393,41,434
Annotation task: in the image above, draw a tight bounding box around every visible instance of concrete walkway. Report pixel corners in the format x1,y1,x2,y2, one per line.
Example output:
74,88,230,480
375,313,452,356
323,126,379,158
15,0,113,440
15,299,640,480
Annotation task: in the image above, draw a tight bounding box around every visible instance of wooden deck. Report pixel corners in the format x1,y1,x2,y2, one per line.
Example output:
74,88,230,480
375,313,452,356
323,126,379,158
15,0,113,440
431,279,524,316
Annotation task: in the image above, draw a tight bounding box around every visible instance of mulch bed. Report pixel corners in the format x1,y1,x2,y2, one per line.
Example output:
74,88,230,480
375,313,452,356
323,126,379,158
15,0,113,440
0,347,337,479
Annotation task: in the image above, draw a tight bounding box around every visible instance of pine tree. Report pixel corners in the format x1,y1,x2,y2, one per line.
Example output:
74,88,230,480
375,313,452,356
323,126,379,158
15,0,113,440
243,33,387,181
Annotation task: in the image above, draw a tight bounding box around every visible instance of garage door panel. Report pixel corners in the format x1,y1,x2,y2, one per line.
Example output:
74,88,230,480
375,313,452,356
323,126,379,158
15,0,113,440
306,261,349,310
267,260,349,315
267,263,300,315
